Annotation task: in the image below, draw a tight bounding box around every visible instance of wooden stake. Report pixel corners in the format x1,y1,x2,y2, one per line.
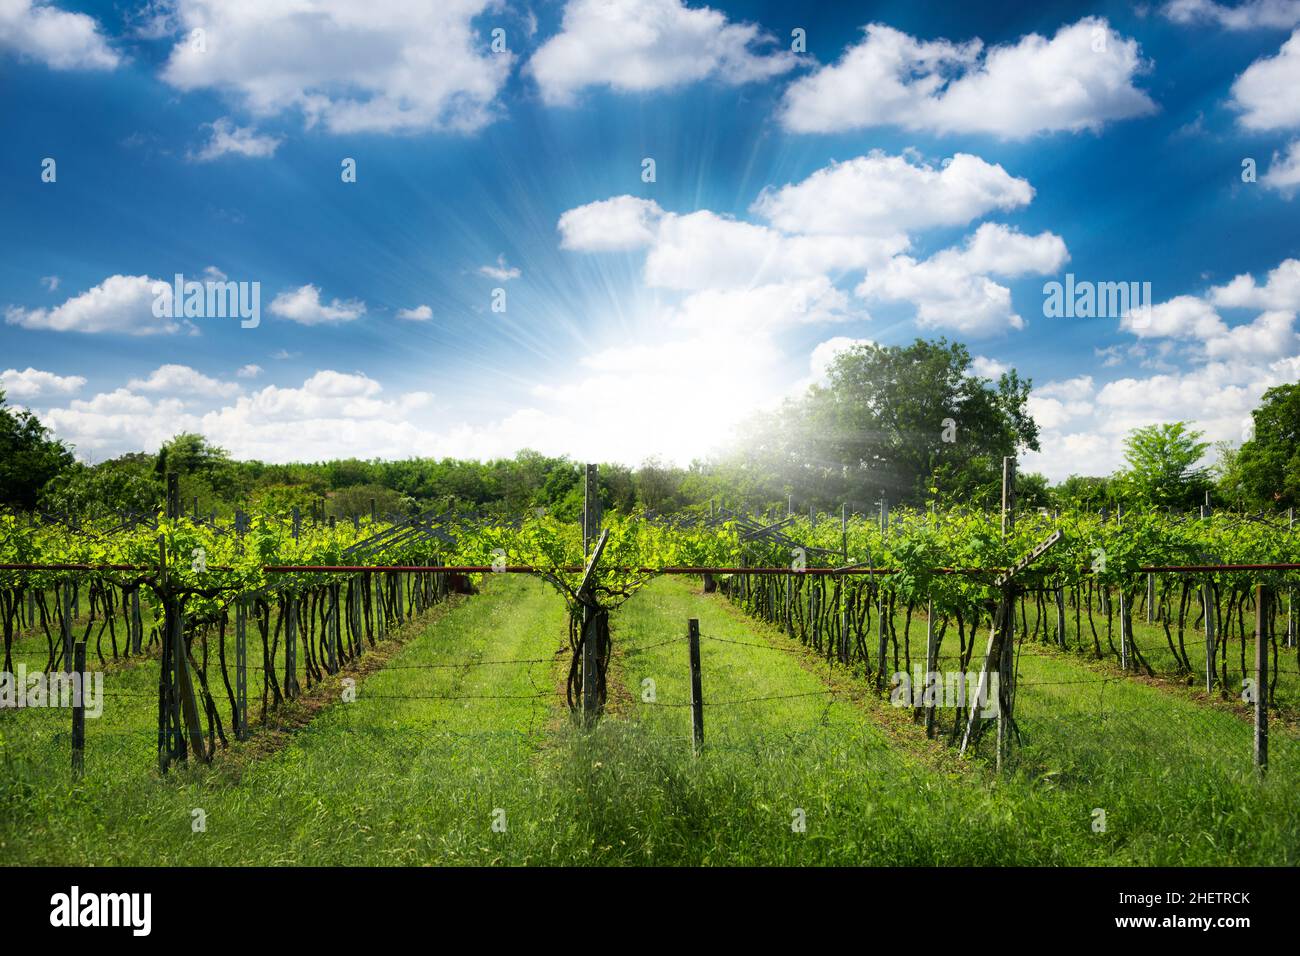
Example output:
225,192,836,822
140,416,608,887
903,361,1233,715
1255,584,1268,776
924,599,937,738
687,619,704,754
1203,579,1217,693
581,466,602,724
71,641,86,776
235,596,248,740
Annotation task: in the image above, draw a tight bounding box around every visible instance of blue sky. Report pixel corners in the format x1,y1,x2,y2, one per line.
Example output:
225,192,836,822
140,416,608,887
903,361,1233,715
1,0,1298,480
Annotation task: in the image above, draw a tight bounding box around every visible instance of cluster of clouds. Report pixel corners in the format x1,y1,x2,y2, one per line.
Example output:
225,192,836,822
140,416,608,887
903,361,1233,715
4,365,439,463
559,150,1065,336
1022,257,1300,478
2,1,1169,151
7,0,1298,178
5,1,1300,478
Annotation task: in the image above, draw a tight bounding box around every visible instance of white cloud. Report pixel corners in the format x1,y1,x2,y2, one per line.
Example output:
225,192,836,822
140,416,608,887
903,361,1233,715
1036,375,1095,402
5,274,180,335
1122,294,1227,339
668,277,855,334
1023,259,1300,482
1203,309,1298,359
527,0,797,106
269,285,366,325
1230,29,1300,130
810,337,873,382
971,355,1010,379
1209,258,1300,310
1263,140,1300,193
478,255,521,281
558,196,664,251
1163,0,1300,30
40,275,59,292
751,152,1033,237
191,117,282,161
856,224,1068,335
644,209,903,291
0,0,119,70
0,367,86,399
396,305,433,321
159,0,512,135
127,364,241,398
778,17,1155,138
236,364,262,378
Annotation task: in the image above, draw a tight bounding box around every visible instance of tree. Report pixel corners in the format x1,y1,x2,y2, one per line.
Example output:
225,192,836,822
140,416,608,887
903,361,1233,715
1231,383,1300,508
40,453,161,519
1119,422,1210,509
736,339,1040,507
0,391,76,511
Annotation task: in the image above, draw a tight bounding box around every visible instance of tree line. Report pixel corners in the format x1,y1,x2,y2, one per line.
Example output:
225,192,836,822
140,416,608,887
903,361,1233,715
2,338,1296,520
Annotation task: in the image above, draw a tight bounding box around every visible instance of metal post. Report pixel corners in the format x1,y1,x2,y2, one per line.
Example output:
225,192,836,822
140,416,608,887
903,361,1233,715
687,619,704,754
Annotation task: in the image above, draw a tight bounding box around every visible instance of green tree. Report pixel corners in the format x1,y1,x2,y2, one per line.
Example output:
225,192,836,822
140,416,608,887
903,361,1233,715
737,338,1040,507
1119,422,1210,509
0,391,76,511
1232,383,1300,508
40,453,160,518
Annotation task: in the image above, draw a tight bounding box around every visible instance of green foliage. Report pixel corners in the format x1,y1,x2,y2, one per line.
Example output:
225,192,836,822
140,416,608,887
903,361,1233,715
0,389,76,511
1119,422,1210,509
1231,383,1300,508
729,338,1040,509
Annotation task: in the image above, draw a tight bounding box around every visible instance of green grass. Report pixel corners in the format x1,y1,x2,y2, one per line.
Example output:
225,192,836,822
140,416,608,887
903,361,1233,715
1,575,1296,865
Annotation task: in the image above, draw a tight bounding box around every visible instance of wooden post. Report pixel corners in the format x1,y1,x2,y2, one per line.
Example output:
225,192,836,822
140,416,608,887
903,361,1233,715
1146,573,1155,624
1289,509,1296,649
1001,457,1015,537
687,619,704,754
1255,584,1268,776
924,599,937,738
161,473,206,766
235,596,248,739
841,503,849,661
876,496,889,689
157,535,171,772
60,579,73,673
234,510,248,739
1203,578,1216,693
284,594,298,699
1118,589,1130,671
130,589,142,655
582,464,601,723
71,641,86,776
1055,584,1066,648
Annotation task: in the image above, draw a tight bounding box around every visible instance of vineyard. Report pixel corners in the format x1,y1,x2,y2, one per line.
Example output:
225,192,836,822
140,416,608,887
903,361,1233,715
1,465,1298,865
